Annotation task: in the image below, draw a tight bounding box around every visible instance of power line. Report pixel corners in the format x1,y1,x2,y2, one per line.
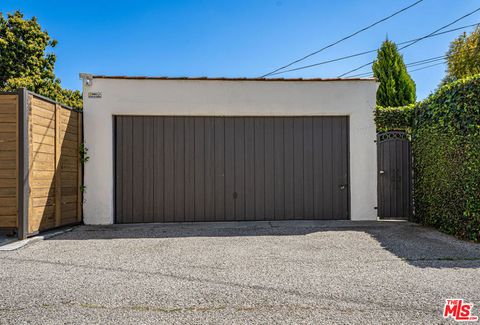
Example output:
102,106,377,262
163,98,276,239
267,22,480,76
259,0,425,77
409,61,446,72
348,44,480,78
338,6,480,77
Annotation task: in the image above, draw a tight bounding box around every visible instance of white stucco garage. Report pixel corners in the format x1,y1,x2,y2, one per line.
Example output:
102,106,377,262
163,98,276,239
81,75,378,224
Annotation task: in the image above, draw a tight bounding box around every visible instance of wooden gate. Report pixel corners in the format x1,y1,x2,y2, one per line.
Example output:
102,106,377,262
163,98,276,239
377,131,412,219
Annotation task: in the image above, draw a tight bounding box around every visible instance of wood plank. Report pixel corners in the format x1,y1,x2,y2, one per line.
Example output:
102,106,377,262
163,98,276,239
184,117,195,222
31,97,55,112
274,118,285,220
163,117,175,222
0,159,16,169
0,178,16,187
33,141,55,154
264,117,275,219
0,123,16,132
32,152,55,163
0,132,16,142
0,141,16,151
323,117,333,218
0,114,17,123
254,118,265,220
0,206,16,215
194,117,205,221
32,106,55,119
0,187,16,197
32,124,55,138
0,215,16,227
132,117,144,223
31,114,55,128
213,117,225,221
224,118,235,221
283,117,294,219
303,117,314,218
293,117,304,219
244,118,255,220
31,179,55,188
33,160,55,171
172,117,185,222
0,150,16,160
313,118,324,218
204,117,215,221
153,117,164,222
234,117,245,220
31,187,54,198
33,196,55,207
0,169,16,179
0,197,16,207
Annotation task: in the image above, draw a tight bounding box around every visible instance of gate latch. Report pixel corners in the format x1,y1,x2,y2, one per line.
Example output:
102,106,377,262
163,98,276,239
379,170,385,174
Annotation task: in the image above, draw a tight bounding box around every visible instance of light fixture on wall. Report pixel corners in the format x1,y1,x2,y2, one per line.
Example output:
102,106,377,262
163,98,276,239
79,73,93,86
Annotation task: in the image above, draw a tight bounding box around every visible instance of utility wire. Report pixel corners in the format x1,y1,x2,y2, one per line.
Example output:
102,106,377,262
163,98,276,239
260,0,425,77
267,22,480,76
348,45,480,77
338,6,480,77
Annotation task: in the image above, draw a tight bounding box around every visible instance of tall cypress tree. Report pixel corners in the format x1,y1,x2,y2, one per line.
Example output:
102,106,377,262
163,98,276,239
373,40,416,107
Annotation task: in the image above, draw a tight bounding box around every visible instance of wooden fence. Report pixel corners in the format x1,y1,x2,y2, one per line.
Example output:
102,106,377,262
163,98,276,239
0,89,83,239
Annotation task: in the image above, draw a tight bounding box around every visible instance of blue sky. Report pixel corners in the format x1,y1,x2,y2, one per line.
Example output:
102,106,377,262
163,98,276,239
2,0,479,99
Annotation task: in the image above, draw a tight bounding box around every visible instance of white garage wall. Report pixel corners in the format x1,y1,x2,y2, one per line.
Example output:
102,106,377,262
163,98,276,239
82,77,378,224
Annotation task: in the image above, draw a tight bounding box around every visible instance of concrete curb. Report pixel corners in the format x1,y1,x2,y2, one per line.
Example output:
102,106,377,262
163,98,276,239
0,227,75,251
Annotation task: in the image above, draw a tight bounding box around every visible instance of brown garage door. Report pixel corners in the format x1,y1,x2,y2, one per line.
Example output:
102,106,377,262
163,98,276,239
114,116,349,223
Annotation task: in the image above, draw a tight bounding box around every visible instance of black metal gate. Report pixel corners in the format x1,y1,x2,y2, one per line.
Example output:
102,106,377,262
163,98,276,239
377,131,412,219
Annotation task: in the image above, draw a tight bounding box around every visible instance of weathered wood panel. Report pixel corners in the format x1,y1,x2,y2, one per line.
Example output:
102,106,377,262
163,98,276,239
0,94,17,228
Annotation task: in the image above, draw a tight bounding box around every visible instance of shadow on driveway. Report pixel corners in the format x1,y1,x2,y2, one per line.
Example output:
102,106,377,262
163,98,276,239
48,220,480,269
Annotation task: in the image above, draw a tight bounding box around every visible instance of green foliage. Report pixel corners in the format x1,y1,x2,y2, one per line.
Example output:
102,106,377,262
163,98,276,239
373,40,416,107
411,74,480,242
445,27,480,81
0,11,82,109
375,105,414,132
79,143,90,164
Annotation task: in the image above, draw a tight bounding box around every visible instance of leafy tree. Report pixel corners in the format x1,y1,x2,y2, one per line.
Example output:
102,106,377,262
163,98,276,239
372,40,416,107
0,11,82,109
445,26,480,81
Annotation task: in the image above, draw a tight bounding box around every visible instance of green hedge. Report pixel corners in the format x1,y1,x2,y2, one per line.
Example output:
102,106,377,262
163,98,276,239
411,75,480,241
375,75,480,241
375,104,414,132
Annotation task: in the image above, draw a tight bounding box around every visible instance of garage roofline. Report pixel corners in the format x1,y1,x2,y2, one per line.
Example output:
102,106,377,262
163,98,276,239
88,75,377,82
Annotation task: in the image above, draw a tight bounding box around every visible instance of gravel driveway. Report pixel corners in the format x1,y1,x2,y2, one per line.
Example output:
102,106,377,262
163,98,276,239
0,220,479,324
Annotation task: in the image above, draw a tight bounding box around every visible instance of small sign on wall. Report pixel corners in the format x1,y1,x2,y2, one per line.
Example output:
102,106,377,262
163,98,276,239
88,92,102,99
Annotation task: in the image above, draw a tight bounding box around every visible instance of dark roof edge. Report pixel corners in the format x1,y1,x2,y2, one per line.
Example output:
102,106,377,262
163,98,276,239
91,75,377,82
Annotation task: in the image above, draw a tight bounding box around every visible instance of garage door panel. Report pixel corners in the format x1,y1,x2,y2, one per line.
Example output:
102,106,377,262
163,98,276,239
234,117,245,220
143,117,154,223
204,117,216,221
254,117,265,220
224,118,235,221
115,116,349,223
293,117,304,219
273,119,285,220
303,117,314,218
213,118,225,221
283,117,295,220
132,117,144,222
264,117,275,219
184,117,195,222
174,117,185,222
153,117,165,222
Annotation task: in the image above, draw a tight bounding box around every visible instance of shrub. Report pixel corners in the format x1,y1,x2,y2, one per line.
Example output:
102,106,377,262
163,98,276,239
375,104,414,132
412,75,480,241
